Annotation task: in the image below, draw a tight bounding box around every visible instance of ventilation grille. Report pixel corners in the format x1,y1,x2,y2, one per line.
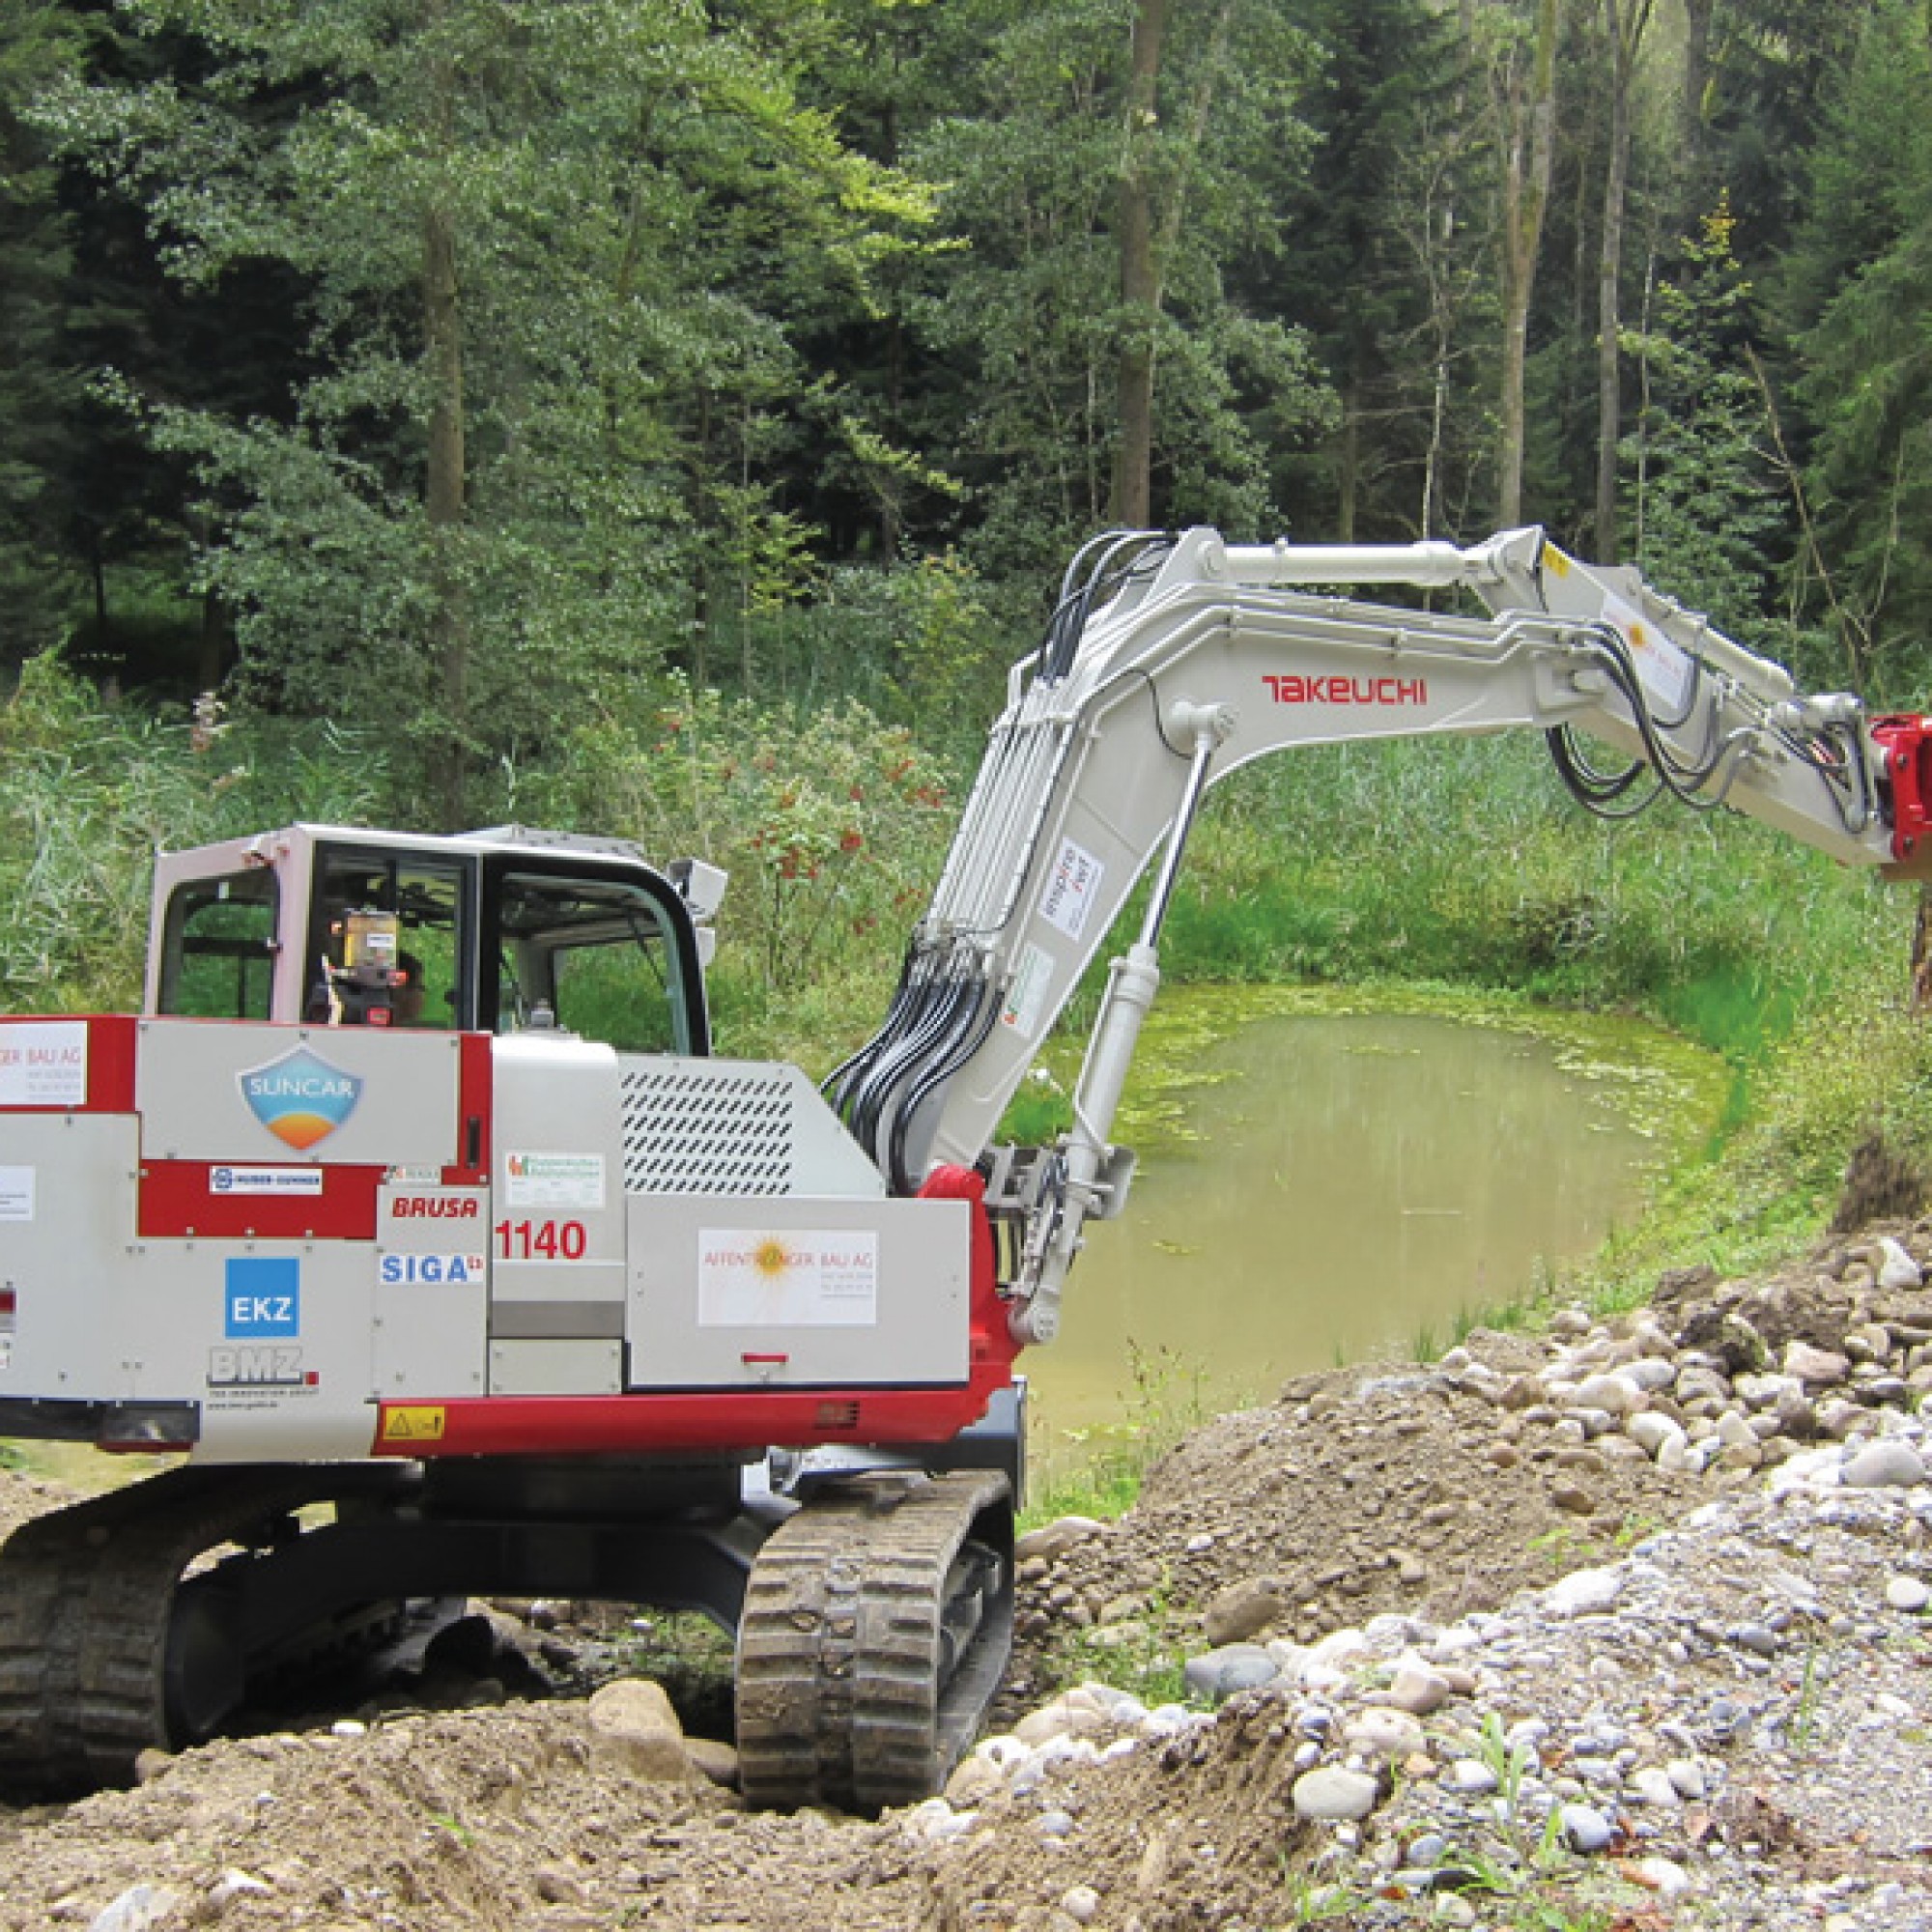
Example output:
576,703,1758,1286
621,1063,800,1196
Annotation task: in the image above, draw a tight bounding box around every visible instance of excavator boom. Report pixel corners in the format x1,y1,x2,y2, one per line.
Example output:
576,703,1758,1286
829,526,1930,1342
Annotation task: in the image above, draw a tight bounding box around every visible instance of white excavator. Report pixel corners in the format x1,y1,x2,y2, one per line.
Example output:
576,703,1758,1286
0,526,1925,1808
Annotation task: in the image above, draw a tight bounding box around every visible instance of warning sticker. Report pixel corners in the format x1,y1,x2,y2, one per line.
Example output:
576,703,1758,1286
0,1023,87,1108
504,1151,606,1210
697,1229,879,1329
999,943,1055,1038
382,1405,446,1442
1038,838,1104,942
0,1167,32,1222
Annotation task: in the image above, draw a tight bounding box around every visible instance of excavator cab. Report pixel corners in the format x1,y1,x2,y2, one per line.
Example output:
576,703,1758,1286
145,822,719,1056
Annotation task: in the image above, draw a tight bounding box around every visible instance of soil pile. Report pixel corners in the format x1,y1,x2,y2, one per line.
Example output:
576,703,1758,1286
1,1223,1928,1930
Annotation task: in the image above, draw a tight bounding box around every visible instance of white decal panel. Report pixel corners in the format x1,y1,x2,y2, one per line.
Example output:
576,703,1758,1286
999,942,1055,1038
505,1151,606,1210
211,1165,325,1198
1604,591,1693,713
696,1228,879,1328
0,1167,33,1221
1038,838,1104,942
0,1023,87,1107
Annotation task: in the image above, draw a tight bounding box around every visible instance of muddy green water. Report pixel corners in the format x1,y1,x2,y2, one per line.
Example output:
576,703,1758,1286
1024,995,1717,1480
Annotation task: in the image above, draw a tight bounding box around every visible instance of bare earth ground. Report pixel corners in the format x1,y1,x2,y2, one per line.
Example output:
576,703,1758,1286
2,1225,1930,1931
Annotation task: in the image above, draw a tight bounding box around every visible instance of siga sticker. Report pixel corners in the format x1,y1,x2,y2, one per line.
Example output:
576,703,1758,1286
238,1045,363,1151
378,1251,486,1286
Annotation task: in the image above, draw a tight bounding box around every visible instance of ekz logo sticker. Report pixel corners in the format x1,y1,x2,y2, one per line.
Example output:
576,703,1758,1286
238,1045,363,1151
224,1256,299,1338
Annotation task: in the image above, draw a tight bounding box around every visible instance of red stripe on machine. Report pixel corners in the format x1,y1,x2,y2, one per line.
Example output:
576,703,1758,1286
137,1162,384,1239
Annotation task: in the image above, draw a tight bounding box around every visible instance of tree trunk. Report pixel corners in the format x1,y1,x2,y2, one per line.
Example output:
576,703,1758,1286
1680,0,1712,164
1495,0,1559,529
423,194,469,830
1337,395,1359,542
1113,0,1168,529
1595,0,1650,564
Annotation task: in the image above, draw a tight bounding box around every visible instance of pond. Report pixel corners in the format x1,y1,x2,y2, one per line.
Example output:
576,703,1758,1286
1022,996,1719,1479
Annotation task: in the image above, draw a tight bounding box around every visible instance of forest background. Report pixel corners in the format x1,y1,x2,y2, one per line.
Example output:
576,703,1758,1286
5,0,1932,1275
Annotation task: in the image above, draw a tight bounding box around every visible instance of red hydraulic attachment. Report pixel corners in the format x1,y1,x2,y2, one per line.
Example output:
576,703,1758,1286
1870,716,1932,877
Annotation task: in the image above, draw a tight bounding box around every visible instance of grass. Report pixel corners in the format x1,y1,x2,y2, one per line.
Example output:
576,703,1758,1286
1020,1340,1212,1533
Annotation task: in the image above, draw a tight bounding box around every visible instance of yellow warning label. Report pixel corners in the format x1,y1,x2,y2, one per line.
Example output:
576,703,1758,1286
1541,542,1572,578
382,1405,445,1442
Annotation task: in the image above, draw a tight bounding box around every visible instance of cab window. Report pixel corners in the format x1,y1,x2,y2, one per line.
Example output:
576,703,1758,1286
307,851,469,1030
157,870,278,1019
492,869,696,1054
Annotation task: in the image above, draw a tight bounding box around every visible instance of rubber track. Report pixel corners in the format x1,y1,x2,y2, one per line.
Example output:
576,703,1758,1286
735,1469,1012,1813
0,1464,400,1798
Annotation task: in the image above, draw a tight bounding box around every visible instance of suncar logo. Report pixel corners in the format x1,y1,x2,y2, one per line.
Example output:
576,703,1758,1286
238,1045,363,1151
225,1256,299,1338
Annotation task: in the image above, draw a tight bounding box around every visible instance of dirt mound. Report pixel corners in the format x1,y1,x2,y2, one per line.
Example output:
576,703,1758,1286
0,1224,1927,1930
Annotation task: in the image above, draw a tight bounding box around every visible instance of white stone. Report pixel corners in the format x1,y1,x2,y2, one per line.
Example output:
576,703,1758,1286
1015,1516,1107,1563
976,1733,1033,1771
208,1873,271,1909
1886,1575,1931,1612
87,1890,182,1932
1060,1886,1101,1924
1573,1373,1643,1415
1544,1567,1625,1617
1783,1342,1850,1386
1635,1857,1690,1898
1629,1766,1681,1806
1844,1440,1928,1489
1308,1627,1369,1669
1716,1410,1758,1450
1015,1702,1074,1747
1385,1662,1453,1716
1445,1758,1498,1795
1344,1707,1426,1757
1627,1412,1686,1459
1666,1758,1707,1801
1880,1237,1923,1292
1292,1765,1380,1822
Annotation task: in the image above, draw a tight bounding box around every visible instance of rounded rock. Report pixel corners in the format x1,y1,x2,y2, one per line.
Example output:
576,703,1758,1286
1344,1707,1426,1758
1559,1804,1615,1854
1844,1440,1928,1488
1182,1643,1280,1702
1292,1765,1381,1823
1885,1574,1931,1612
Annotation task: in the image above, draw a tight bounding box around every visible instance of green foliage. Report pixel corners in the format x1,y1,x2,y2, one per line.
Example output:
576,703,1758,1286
1782,0,1932,700
1621,199,1786,639
0,3,83,654
520,679,955,1061
900,0,1331,568
0,652,384,1013
33,0,937,815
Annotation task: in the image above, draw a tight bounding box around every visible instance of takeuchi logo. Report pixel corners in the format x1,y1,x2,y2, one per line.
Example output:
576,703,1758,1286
238,1046,363,1151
